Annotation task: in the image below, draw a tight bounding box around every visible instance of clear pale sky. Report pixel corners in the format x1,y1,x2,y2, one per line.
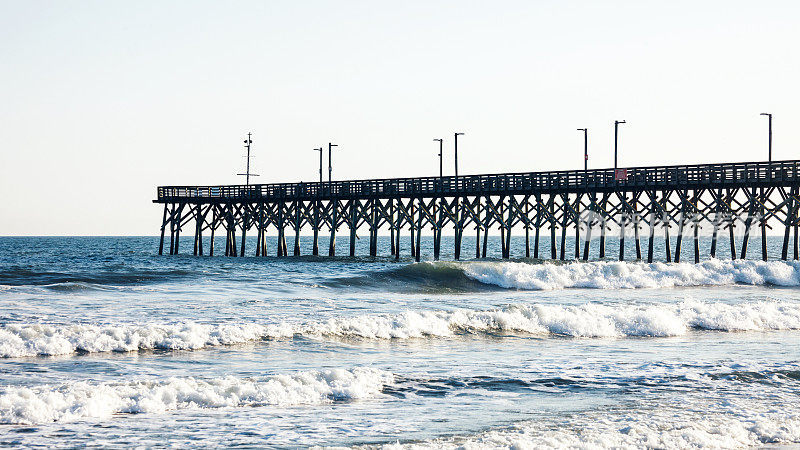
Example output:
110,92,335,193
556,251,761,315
1,1,798,235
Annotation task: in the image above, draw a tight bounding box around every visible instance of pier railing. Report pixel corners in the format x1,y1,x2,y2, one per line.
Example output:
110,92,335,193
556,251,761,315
156,160,800,202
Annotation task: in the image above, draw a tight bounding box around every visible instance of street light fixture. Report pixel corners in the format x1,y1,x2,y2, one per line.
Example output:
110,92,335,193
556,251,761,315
313,147,323,183
577,128,588,172
760,113,772,161
454,132,464,179
433,138,443,178
328,142,338,183
237,132,259,185
614,120,626,171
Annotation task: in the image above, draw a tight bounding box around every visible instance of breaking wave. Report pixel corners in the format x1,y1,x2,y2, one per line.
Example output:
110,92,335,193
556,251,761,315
419,259,800,290
0,367,392,425
381,401,800,449
3,300,800,357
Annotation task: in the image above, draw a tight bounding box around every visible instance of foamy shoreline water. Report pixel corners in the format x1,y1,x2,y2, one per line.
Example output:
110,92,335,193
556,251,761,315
0,367,393,425
3,237,800,447
2,299,799,357
458,258,800,289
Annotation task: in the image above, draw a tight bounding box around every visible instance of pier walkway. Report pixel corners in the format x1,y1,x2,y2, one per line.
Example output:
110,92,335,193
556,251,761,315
155,160,800,262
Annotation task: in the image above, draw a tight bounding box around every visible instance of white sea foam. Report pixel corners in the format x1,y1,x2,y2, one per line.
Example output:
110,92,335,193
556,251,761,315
0,322,284,358
382,398,800,449
3,300,799,357
460,259,800,290
0,367,392,425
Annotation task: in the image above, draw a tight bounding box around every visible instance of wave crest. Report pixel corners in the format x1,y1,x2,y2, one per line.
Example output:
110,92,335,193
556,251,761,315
2,300,799,357
0,367,392,424
456,259,800,290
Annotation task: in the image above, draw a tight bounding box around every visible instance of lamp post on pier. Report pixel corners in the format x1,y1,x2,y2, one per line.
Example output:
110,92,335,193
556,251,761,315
328,142,337,184
237,132,259,185
433,138,443,178
313,147,323,183
577,128,588,172
454,132,464,181
760,113,772,161
614,120,625,172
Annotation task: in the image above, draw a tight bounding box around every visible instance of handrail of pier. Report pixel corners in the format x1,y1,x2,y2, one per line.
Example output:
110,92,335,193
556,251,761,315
155,160,800,202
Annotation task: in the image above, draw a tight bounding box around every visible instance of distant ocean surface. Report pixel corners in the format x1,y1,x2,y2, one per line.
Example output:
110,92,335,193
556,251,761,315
1,236,799,448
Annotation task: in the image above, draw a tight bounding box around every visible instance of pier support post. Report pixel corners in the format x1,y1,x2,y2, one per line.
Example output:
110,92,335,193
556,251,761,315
499,199,506,258
663,216,671,263
729,214,736,260
390,200,396,256
312,201,320,256
741,189,756,259
674,203,685,263
240,210,247,257
410,201,416,258
454,198,464,260
710,211,719,259
534,194,541,259
793,187,800,261
329,200,337,257
619,197,626,261
159,203,168,256
194,205,204,256
505,197,514,259
784,187,798,261
476,225,481,259
277,207,284,257
476,198,483,258
582,209,593,261
574,195,581,260
257,206,267,257
482,201,489,258
599,194,608,259
370,200,378,257
350,201,357,257
209,207,216,257
395,208,401,261
549,197,557,260
525,199,531,258
741,215,752,260
761,188,768,261
634,197,642,260
560,194,568,261
647,206,655,263
174,205,182,255
415,199,422,262
294,201,301,257
710,190,722,258
433,199,441,260
227,211,237,257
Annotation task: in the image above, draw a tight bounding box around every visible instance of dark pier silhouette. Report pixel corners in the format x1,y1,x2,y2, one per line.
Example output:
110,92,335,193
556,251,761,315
154,160,800,262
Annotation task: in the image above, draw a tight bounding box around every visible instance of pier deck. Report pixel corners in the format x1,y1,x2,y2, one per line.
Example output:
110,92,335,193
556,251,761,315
155,160,800,262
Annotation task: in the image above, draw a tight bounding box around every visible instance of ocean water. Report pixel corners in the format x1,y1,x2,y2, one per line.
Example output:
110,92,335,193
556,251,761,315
1,235,799,448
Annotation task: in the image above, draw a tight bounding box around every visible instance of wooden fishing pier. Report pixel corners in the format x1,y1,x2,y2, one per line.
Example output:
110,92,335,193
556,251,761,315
154,160,800,262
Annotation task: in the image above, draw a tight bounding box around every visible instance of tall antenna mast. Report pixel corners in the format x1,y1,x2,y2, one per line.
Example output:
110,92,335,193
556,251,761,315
237,132,259,185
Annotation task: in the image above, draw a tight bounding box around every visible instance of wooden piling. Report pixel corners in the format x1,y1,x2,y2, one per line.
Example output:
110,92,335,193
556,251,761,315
560,194,568,261
534,194,541,259
647,207,655,263
674,207,685,263
349,201,357,257
618,197,626,261
312,201,320,256
329,200,337,257
415,199,422,262
159,204,168,256
390,199,396,257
